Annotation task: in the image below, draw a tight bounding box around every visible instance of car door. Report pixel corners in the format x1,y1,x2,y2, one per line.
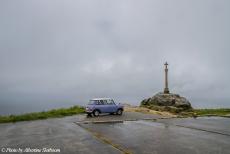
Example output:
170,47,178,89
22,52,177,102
100,100,112,113
107,99,117,113
98,100,107,113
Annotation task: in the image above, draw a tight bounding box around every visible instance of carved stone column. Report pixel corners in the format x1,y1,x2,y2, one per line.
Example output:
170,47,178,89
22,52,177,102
164,62,170,94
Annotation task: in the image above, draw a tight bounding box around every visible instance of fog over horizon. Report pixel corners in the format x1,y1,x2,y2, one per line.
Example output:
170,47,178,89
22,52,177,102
0,0,230,115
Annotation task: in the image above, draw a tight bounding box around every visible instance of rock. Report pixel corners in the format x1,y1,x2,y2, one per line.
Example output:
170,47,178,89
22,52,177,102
141,92,192,111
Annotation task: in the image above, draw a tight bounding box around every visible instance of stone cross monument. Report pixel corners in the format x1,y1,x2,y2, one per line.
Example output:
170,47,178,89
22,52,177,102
164,62,170,94
140,61,192,110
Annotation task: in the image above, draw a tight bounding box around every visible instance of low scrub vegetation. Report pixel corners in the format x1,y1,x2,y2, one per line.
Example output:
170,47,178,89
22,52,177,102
141,105,230,117
0,106,85,123
194,108,230,116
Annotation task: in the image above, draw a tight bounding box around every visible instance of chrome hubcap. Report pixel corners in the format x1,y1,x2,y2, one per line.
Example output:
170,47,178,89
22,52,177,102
95,111,99,116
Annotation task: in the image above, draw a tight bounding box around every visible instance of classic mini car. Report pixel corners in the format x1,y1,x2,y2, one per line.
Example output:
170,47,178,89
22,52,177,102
85,98,124,117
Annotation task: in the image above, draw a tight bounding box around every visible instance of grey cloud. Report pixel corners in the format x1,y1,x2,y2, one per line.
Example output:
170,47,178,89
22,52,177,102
0,0,230,114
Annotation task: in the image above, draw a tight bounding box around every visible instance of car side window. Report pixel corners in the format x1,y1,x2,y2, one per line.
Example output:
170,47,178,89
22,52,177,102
107,99,115,105
103,100,108,105
95,100,100,105
99,100,104,105
111,99,115,104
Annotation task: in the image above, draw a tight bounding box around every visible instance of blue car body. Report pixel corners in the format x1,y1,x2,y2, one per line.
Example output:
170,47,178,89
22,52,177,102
85,98,124,116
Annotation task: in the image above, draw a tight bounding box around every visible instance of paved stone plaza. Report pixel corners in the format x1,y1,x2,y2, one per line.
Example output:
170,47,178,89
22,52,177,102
0,113,230,154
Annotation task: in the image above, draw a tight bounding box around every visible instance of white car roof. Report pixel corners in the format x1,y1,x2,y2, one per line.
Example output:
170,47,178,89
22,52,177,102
90,98,113,101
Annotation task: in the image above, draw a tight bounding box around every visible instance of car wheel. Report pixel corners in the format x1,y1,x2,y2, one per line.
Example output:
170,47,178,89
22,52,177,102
93,110,100,117
117,109,123,115
87,113,92,117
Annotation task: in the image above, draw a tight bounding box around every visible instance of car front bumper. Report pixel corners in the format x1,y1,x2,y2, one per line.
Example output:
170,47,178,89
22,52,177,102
85,108,93,113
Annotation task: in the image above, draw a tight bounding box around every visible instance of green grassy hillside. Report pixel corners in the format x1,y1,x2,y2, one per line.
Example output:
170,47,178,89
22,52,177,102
0,106,85,123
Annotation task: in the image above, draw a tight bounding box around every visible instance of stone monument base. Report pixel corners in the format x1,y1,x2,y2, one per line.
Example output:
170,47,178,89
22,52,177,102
140,92,192,112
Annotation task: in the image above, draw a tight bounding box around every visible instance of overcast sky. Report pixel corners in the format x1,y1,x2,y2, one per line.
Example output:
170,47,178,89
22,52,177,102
0,0,230,114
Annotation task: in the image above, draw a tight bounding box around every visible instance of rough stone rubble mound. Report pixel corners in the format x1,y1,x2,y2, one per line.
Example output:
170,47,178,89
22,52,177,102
141,92,192,111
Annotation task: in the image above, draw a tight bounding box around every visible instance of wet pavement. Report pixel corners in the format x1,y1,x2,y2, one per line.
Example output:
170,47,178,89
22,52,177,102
158,117,230,136
0,115,121,154
80,112,164,123
78,118,230,154
0,112,230,154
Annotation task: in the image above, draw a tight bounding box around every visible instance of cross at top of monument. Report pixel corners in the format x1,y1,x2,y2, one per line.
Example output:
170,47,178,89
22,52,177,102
164,62,168,69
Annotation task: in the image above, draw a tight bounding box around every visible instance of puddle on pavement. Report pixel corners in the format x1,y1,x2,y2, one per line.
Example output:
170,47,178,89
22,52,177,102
77,117,230,138
76,118,230,154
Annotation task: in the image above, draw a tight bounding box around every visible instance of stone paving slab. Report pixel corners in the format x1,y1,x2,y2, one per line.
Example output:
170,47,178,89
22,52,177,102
0,116,121,154
78,119,230,154
158,117,230,136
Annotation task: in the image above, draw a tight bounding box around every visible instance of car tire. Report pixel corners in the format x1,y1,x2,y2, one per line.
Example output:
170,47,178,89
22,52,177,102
117,109,123,115
93,110,100,117
87,113,92,117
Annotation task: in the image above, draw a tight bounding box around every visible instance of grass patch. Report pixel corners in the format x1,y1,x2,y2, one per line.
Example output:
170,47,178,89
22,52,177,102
0,106,85,123
140,105,230,117
193,108,230,117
